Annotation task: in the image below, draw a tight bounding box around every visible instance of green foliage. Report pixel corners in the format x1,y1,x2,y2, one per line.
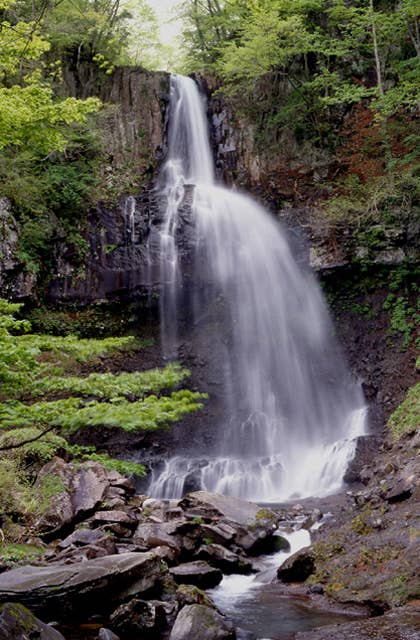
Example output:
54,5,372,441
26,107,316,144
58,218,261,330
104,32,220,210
0,300,40,396
0,301,206,522
37,474,66,508
0,299,147,398
383,293,419,348
321,168,419,230
0,428,67,464
182,0,420,145
19,333,143,363
0,543,43,563
388,383,420,440
29,364,191,400
82,453,146,476
0,458,29,514
0,390,206,433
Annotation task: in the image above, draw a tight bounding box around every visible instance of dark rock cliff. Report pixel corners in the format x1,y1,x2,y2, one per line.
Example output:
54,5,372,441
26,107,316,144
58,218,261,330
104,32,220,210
0,67,170,304
48,67,170,304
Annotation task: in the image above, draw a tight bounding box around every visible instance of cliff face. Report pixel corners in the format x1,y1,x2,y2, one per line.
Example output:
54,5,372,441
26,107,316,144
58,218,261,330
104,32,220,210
48,67,170,304
206,83,419,273
0,67,170,304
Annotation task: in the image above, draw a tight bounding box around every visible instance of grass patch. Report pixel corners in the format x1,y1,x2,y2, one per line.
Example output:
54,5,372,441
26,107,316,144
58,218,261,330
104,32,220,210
0,543,44,564
388,383,420,440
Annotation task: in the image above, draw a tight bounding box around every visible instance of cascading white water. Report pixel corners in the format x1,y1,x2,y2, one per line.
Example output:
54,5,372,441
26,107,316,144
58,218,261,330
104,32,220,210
148,75,366,502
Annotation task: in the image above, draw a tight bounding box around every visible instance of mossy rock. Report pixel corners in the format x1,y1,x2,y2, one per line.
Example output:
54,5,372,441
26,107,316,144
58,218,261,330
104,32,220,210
0,602,65,639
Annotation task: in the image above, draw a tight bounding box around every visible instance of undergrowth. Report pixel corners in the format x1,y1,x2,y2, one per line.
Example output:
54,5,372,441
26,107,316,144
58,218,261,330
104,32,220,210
0,299,206,526
388,383,420,441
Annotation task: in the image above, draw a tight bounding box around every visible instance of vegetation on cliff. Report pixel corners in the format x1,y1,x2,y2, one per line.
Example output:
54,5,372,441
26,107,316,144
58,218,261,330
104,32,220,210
0,0,168,278
0,299,206,522
181,0,419,241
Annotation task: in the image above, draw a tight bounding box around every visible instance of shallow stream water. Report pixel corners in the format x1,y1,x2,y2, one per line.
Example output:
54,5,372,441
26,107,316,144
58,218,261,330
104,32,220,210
208,526,358,640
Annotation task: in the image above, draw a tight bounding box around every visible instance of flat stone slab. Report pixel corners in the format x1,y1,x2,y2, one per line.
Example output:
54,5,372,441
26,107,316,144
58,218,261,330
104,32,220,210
169,561,222,589
0,552,163,620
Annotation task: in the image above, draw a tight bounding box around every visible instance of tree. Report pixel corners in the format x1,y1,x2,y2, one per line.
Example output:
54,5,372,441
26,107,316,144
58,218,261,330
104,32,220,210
0,0,100,155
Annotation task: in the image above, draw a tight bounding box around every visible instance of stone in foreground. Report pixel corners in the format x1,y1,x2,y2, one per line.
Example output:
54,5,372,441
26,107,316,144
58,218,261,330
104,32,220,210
0,552,163,620
0,603,65,640
169,604,235,640
180,491,276,528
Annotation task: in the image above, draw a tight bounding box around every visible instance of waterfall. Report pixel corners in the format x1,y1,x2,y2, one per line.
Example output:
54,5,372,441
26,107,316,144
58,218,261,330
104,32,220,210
148,75,366,502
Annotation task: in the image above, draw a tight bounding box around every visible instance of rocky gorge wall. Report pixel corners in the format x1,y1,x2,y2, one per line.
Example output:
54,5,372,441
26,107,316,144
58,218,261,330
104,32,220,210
1,69,417,436
0,67,170,304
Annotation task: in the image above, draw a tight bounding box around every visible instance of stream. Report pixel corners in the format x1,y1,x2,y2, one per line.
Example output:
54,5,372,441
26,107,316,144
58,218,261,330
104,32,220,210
209,521,358,640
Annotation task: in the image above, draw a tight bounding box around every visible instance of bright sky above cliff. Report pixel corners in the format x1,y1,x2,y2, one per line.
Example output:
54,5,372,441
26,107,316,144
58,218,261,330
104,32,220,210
152,0,183,47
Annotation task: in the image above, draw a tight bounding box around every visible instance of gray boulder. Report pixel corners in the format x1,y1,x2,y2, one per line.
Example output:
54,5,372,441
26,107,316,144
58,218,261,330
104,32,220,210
110,598,166,636
0,552,164,620
34,458,128,535
0,603,65,640
180,491,275,527
169,604,235,640
277,546,315,583
180,492,278,554
169,561,222,589
175,585,212,608
58,527,109,549
133,522,181,553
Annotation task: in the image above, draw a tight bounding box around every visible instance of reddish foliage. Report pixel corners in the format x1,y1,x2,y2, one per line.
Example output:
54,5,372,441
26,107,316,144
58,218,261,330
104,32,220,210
338,105,386,181
337,105,418,181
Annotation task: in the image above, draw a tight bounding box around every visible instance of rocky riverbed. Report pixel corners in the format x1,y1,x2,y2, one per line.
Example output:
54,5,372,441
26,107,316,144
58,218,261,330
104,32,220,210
0,415,419,640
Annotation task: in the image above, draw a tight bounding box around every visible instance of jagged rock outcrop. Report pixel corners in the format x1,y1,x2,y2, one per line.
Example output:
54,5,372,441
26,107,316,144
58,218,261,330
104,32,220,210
1,68,170,304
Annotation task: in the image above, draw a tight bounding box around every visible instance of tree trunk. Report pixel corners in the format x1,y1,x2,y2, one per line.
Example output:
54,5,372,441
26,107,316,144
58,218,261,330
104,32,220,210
369,0,384,96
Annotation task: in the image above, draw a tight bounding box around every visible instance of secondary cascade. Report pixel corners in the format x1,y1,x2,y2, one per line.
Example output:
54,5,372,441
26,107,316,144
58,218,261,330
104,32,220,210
148,75,366,502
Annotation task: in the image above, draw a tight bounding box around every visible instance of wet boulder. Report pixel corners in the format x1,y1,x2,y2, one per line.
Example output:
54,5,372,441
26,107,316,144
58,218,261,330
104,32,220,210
180,491,276,528
0,552,165,620
277,547,315,583
0,603,65,640
34,458,132,536
98,629,120,640
57,527,110,550
169,604,235,640
169,561,223,589
195,544,253,574
34,458,74,534
133,522,182,554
